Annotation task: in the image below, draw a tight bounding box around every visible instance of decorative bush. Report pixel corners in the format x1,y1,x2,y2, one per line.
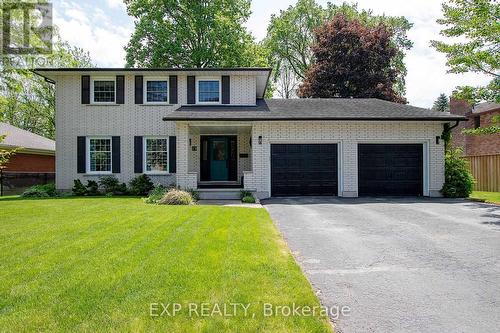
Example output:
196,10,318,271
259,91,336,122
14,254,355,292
144,185,168,204
240,190,252,199
129,174,154,196
21,183,57,198
441,148,475,198
158,189,193,205
86,180,100,196
242,195,256,203
98,175,121,194
72,179,87,196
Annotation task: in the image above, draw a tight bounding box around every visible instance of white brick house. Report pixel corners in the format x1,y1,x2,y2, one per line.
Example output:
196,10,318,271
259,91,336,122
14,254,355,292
34,68,465,199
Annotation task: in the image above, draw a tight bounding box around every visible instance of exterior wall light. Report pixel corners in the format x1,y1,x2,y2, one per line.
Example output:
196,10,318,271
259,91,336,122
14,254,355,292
258,136,262,145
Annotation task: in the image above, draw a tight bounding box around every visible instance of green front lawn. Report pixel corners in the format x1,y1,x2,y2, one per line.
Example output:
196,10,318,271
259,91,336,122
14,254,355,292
0,197,332,332
470,191,500,204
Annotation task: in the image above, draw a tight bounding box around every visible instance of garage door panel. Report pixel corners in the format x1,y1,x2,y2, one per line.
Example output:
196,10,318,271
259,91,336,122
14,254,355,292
271,144,338,197
358,144,423,196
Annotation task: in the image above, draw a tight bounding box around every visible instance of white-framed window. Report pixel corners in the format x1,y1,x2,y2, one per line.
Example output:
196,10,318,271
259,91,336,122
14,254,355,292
91,77,116,103
144,78,169,104
196,77,221,104
144,137,169,174
87,137,112,173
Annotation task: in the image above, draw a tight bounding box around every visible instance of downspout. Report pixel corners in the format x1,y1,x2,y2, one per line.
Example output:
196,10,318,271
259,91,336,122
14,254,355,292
441,120,460,151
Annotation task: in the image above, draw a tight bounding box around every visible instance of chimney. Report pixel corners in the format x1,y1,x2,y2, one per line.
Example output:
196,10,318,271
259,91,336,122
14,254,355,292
449,97,472,116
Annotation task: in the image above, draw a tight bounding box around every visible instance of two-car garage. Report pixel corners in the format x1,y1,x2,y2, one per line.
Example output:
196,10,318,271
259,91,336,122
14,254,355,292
270,143,424,197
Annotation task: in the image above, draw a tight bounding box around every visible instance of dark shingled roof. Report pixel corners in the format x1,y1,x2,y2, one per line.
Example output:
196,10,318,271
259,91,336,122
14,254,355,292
163,98,467,121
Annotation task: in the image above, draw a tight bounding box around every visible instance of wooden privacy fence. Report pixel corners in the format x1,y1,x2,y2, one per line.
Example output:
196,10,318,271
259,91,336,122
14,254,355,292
464,155,500,192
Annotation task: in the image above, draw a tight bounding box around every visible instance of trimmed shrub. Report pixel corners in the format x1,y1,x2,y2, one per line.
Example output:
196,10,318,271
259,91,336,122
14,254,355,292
72,179,87,196
240,190,252,199
86,180,100,196
242,195,256,203
21,183,56,198
129,174,154,196
158,189,193,205
441,148,475,198
144,185,168,204
98,175,121,194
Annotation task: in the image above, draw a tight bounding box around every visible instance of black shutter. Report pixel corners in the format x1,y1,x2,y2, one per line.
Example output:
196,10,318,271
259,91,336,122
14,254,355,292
112,136,121,173
187,76,195,104
135,76,143,104
169,75,178,104
81,76,90,104
116,75,125,104
222,76,230,104
169,136,176,173
77,136,86,173
134,136,143,173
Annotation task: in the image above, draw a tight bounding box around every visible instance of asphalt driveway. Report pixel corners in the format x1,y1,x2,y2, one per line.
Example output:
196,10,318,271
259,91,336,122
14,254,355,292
263,197,500,333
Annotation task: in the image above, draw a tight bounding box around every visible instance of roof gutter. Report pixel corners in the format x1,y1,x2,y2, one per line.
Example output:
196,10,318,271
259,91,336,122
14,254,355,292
31,70,55,84
162,116,468,122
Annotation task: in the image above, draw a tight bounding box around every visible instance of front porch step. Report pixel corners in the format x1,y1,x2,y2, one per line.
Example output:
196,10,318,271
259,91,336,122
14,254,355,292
197,189,242,200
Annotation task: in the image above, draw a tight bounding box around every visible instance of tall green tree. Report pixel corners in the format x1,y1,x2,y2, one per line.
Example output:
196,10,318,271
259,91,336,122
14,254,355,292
431,0,500,103
0,41,94,139
298,15,406,103
124,0,267,68
264,0,413,98
432,93,450,112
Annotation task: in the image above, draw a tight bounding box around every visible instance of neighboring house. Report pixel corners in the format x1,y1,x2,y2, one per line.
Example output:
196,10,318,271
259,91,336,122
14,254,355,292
0,122,55,195
450,99,500,192
450,99,500,156
34,68,465,199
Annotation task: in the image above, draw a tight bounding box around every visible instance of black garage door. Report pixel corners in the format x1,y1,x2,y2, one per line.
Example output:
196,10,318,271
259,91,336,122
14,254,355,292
358,144,423,196
271,144,338,196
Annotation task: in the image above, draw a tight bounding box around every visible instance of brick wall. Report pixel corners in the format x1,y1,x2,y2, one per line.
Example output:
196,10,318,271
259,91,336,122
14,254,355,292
4,153,55,172
465,110,500,156
248,121,445,198
449,98,472,150
450,98,500,156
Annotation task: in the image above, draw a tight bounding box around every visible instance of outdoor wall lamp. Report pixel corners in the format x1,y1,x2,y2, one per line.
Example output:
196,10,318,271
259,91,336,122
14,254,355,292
258,136,262,145
189,138,192,146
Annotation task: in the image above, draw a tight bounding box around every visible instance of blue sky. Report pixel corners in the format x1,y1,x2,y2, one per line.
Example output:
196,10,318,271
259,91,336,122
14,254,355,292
53,0,491,108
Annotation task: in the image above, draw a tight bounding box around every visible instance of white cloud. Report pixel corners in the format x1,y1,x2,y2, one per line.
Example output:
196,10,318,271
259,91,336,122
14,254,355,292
106,0,126,10
53,1,132,67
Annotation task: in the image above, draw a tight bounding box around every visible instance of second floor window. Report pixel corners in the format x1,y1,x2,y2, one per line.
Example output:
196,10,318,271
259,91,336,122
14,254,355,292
198,79,220,103
145,80,168,103
93,79,115,103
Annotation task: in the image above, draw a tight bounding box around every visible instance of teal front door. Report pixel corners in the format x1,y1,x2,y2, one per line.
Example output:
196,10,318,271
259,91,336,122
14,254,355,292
209,137,229,181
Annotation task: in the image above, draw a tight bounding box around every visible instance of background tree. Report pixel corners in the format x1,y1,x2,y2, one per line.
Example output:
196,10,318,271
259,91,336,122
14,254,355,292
431,0,499,104
124,0,267,68
298,15,406,103
264,1,412,98
0,41,94,139
432,93,450,112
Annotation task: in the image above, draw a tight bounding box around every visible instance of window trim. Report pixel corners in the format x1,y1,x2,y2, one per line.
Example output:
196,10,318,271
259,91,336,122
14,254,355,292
91,77,116,104
143,136,170,175
196,77,221,105
86,136,113,174
143,77,169,104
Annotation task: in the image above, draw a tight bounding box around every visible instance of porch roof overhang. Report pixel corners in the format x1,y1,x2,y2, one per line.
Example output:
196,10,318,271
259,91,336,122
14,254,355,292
162,99,468,122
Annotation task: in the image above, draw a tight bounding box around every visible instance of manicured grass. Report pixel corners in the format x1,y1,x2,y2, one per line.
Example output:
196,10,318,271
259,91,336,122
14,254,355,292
0,197,332,332
470,191,500,204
